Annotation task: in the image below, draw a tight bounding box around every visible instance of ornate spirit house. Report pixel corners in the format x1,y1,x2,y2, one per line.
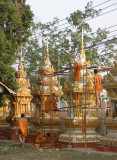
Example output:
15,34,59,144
10,45,32,117
59,28,100,148
102,61,117,146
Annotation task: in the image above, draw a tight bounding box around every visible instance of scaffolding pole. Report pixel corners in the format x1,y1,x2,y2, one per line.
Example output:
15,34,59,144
84,65,88,148
69,63,72,147
50,74,54,145
42,75,44,134
39,62,111,148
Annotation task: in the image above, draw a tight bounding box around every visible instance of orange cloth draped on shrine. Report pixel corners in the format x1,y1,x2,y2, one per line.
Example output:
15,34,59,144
45,97,58,110
18,118,27,136
35,133,47,144
74,62,82,82
94,74,103,92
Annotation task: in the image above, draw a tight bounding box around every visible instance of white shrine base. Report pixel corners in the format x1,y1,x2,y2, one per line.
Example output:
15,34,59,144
59,116,101,147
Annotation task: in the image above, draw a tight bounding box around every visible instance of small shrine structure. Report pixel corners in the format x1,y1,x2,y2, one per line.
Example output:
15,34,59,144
31,37,63,130
0,82,16,117
10,45,32,117
59,27,100,147
102,61,117,146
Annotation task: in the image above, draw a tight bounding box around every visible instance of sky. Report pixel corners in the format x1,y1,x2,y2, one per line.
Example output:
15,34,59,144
26,0,117,31
13,0,117,69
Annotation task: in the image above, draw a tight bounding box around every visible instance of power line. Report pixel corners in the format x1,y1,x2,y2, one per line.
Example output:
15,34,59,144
90,44,115,52
18,49,116,74
57,2,117,30
56,0,112,23
85,34,117,50
87,23,117,36
65,32,117,52
31,0,113,36
20,35,117,66
37,3,117,36
27,33,117,57
31,7,117,39
87,50,117,61
52,31,117,50
85,5,117,22
85,29,117,47
49,7,117,35
31,23,117,40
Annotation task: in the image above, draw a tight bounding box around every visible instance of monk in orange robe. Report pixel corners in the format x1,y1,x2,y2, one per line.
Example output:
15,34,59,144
16,113,29,147
35,133,50,146
45,93,58,111
74,62,82,82
94,69,103,107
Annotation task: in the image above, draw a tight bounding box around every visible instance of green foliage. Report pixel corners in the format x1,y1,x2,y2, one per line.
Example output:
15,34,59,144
0,95,8,107
22,1,117,88
0,0,33,90
0,0,33,106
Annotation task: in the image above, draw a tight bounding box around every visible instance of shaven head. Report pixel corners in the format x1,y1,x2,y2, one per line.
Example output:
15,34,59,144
46,133,50,137
94,69,98,74
52,93,56,98
21,113,24,118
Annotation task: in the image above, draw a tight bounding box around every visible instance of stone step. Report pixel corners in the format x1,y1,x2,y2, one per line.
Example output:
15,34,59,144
97,146,110,152
60,143,67,148
0,136,7,140
110,146,117,152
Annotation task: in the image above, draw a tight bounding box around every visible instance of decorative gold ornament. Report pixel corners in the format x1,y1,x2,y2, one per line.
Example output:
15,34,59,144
11,45,32,117
32,37,63,118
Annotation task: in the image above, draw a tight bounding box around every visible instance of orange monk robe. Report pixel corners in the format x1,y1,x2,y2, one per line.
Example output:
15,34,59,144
35,133,47,144
18,118,27,136
35,133,41,144
94,74,103,92
45,97,58,111
74,62,82,82
45,98,51,110
52,99,58,109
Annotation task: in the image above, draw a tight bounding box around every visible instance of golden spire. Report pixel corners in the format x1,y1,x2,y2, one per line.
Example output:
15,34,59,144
46,36,49,58
41,36,54,74
20,44,22,64
18,44,23,70
78,26,86,63
80,26,84,54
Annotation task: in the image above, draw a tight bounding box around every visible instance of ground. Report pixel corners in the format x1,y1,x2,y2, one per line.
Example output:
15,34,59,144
0,141,117,160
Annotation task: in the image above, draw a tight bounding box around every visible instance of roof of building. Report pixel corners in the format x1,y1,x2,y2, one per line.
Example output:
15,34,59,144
0,82,16,95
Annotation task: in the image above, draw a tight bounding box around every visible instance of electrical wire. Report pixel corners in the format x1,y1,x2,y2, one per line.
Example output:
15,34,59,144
32,2,117,37
31,23,117,41
56,0,112,24
32,0,113,34
85,34,117,50
48,7,117,35
87,50,117,61
85,29,117,47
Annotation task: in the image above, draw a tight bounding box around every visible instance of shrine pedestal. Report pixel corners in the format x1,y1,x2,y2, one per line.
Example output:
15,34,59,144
59,116,101,148
101,117,117,146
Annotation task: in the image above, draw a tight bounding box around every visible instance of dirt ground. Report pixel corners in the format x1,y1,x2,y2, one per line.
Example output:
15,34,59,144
0,140,117,160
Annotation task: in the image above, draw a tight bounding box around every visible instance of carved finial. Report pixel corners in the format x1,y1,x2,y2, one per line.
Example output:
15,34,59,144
18,44,23,70
79,26,85,62
21,0,23,4
81,26,84,52
81,26,83,43
46,36,49,58
20,44,23,64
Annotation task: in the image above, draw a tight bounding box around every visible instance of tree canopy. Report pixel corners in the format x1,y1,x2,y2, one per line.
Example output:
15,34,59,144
23,1,117,87
0,0,33,107
0,0,33,90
